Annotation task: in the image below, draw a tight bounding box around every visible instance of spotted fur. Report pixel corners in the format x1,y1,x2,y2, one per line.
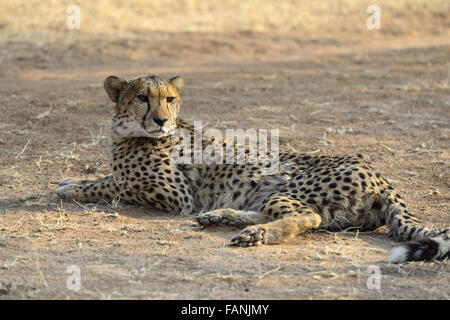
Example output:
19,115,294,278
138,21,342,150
57,74,449,263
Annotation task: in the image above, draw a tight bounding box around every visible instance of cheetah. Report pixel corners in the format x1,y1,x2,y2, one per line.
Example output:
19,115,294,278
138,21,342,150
57,74,449,263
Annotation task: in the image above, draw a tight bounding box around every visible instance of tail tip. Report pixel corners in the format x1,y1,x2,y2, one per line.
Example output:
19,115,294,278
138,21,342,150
389,238,440,263
389,245,409,263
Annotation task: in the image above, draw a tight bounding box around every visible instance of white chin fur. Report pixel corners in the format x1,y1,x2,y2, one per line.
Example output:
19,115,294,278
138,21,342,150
389,246,409,264
114,126,173,139
147,129,173,138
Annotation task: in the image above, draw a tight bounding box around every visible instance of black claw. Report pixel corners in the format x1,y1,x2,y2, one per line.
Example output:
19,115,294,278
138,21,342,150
210,216,221,223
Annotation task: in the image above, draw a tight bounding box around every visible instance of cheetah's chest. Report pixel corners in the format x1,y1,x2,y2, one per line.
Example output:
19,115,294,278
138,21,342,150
110,142,195,213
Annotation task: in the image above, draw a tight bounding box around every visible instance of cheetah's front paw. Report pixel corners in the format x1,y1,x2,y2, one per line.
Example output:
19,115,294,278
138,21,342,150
197,209,235,226
231,226,266,247
56,178,83,200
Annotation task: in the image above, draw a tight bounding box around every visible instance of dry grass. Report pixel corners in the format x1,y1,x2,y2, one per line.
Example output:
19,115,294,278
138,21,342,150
1,0,449,37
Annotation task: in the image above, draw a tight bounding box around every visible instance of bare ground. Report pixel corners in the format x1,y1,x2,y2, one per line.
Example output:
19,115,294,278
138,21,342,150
0,31,449,299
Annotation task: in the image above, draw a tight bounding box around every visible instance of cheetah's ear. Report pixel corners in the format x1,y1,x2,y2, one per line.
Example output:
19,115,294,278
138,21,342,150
170,76,184,94
104,76,128,103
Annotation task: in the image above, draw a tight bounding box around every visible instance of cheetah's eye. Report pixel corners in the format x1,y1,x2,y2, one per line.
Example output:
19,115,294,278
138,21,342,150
137,94,147,102
166,96,175,103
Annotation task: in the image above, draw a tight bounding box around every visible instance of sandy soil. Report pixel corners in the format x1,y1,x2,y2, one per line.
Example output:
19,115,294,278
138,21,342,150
0,30,449,299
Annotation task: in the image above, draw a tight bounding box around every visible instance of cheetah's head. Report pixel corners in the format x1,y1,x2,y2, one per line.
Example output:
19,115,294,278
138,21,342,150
104,74,184,139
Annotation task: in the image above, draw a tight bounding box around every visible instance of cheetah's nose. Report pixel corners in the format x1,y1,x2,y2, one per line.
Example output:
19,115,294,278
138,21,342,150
153,118,168,127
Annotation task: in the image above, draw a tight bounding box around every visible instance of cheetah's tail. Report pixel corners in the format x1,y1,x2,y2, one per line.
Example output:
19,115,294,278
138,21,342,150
382,189,449,263
389,236,449,263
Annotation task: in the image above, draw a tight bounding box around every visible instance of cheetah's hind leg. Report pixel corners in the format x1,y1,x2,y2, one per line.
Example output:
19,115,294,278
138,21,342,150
231,207,322,247
197,208,268,227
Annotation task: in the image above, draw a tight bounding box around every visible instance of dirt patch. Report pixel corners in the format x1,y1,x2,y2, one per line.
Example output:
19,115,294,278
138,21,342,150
0,5,449,299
